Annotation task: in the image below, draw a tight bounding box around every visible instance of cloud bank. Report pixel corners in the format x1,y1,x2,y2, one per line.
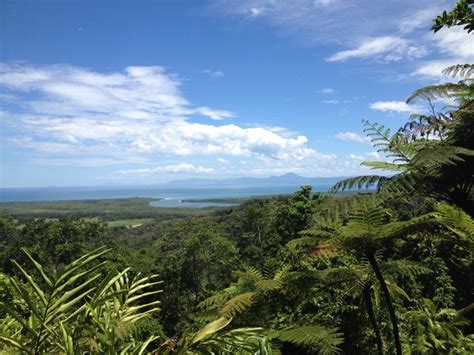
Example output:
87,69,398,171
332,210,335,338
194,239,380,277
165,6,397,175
1,63,367,178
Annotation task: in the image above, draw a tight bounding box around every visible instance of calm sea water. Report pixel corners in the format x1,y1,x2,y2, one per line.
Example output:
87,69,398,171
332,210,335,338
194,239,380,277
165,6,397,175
0,185,333,207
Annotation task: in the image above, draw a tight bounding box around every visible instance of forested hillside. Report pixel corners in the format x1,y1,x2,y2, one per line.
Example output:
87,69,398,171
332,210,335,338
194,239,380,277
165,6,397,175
0,3,473,354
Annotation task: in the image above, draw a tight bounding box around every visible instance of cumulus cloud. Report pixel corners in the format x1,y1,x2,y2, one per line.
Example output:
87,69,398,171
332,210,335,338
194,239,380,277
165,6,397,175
0,63,335,172
119,163,214,175
336,132,371,144
369,100,420,114
326,36,426,62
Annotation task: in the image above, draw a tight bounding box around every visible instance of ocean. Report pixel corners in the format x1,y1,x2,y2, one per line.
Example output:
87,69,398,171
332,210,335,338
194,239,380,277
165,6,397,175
0,184,334,205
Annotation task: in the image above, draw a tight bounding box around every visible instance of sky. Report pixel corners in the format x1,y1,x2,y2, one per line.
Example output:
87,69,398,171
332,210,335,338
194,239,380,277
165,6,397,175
0,0,472,187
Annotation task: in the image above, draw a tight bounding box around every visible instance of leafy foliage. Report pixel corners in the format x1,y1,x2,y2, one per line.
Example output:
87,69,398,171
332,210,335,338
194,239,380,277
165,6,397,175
431,0,474,33
0,247,162,354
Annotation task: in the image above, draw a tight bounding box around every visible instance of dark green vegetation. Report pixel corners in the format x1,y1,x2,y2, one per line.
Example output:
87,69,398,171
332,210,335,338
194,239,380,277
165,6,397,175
0,4,473,353
0,197,213,224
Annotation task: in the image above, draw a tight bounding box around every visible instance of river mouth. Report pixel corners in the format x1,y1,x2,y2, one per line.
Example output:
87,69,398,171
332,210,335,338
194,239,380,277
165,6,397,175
149,198,237,208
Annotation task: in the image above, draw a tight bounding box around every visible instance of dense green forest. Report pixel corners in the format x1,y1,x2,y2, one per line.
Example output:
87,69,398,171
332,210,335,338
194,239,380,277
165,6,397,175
0,3,473,354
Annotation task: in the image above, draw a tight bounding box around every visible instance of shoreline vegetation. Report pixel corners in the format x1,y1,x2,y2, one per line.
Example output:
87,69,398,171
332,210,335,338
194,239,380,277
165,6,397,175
0,189,369,223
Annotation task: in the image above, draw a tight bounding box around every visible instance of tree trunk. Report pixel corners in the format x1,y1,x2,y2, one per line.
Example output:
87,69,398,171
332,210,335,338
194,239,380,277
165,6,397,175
363,284,385,355
368,254,402,355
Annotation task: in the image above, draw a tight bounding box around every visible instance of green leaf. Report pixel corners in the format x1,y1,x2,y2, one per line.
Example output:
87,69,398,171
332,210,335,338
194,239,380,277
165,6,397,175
192,316,233,343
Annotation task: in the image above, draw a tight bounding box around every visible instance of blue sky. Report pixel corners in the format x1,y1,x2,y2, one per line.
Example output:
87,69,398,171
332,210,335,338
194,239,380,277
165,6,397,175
0,0,472,187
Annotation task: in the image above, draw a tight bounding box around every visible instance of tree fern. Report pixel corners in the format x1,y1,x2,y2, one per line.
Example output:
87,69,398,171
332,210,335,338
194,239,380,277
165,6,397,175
276,325,343,355
330,175,389,193
412,145,474,174
219,292,256,318
442,64,474,78
406,83,470,103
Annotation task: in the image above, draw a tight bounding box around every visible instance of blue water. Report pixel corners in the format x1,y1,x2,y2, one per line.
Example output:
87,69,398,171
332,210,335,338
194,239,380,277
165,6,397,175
0,184,333,205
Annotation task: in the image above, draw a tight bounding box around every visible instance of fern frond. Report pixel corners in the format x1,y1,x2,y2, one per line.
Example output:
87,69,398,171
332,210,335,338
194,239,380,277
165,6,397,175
277,325,343,355
384,260,433,277
286,236,321,250
433,203,474,239
361,161,408,172
386,281,411,302
412,145,474,174
442,64,474,78
347,203,388,233
233,265,264,285
330,175,388,192
219,292,255,318
198,285,239,311
407,83,469,103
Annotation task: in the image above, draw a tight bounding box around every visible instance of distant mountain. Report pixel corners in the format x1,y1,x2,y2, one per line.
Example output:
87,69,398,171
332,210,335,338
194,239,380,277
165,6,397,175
167,173,348,187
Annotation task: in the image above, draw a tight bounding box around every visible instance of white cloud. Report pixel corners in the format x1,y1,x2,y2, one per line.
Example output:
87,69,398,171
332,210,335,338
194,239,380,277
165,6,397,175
193,106,235,120
322,99,338,104
398,8,441,34
0,63,336,171
314,0,336,6
347,153,364,161
336,132,371,144
249,7,265,17
412,27,474,80
412,59,459,80
217,158,230,164
119,163,214,176
433,27,474,60
214,0,442,45
201,69,225,78
326,36,426,62
319,88,334,94
369,100,420,114
366,151,381,159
